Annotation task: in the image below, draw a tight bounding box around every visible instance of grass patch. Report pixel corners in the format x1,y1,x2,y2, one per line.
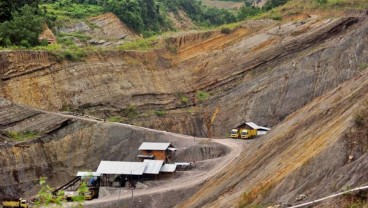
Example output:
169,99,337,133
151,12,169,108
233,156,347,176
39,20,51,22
154,109,166,117
42,3,103,19
59,32,92,42
107,116,122,123
196,90,210,102
177,93,189,104
121,105,139,119
358,62,368,71
6,130,39,141
118,36,161,51
33,44,87,62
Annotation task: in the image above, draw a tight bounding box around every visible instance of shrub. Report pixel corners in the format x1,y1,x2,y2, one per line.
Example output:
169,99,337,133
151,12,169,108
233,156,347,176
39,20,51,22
107,116,122,122
119,36,160,51
0,5,45,47
155,109,166,117
6,130,39,141
315,0,328,4
196,90,210,102
181,96,189,103
221,27,232,34
61,47,86,61
122,105,139,118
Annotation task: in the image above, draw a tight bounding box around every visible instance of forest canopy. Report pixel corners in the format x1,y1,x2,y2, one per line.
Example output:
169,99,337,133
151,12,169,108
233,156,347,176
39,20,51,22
0,0,289,47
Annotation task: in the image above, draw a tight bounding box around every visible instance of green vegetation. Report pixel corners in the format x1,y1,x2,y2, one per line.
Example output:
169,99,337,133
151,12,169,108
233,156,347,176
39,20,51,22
176,93,190,104
6,130,39,141
0,0,290,48
42,1,103,19
121,104,139,119
119,36,161,51
35,177,87,207
155,109,166,117
221,27,232,34
0,5,45,47
349,201,366,208
107,116,122,122
196,90,210,102
358,63,368,71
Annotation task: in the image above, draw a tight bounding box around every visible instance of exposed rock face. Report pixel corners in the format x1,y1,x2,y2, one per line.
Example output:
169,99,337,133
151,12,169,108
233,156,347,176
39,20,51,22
0,17,367,139
0,98,228,199
178,70,368,208
57,12,137,46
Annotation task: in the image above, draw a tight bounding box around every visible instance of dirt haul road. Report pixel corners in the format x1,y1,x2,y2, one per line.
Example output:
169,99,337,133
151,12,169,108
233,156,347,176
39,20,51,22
79,138,247,208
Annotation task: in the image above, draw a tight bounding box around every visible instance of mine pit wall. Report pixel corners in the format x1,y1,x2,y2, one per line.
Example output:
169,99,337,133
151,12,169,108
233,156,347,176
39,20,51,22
0,115,228,200
0,18,368,139
263,128,368,206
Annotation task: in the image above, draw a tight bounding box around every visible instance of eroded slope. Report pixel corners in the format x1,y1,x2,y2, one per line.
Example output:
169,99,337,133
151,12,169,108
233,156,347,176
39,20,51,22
1,16,367,138
178,70,368,207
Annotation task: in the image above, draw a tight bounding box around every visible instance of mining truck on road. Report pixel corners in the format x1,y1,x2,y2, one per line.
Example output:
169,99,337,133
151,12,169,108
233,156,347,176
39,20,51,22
2,198,29,208
229,122,270,139
230,128,257,139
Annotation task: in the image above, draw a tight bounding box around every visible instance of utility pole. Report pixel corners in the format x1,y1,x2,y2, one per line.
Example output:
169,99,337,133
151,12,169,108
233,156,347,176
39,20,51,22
131,170,134,208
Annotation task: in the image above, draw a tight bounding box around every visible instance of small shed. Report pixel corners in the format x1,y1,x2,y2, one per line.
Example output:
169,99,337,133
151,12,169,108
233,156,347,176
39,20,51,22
138,142,176,163
238,122,271,135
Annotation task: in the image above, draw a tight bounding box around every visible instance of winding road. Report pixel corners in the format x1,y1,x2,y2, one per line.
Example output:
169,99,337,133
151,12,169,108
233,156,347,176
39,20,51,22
80,138,245,207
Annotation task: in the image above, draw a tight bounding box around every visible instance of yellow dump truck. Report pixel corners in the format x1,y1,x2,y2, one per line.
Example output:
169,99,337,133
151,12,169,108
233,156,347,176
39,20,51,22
230,128,257,139
230,128,241,138
2,198,29,208
240,129,257,139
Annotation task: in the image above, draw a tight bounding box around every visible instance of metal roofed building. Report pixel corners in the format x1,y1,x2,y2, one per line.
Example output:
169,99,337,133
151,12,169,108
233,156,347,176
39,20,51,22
138,142,176,163
160,164,177,173
245,122,271,131
143,160,164,174
138,142,173,150
96,161,146,175
236,122,271,135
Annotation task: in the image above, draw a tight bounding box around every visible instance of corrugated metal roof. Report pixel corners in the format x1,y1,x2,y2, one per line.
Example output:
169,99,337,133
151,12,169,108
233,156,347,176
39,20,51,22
160,164,177,173
138,142,172,150
245,122,271,131
96,161,146,175
143,160,164,174
175,162,191,166
77,172,101,177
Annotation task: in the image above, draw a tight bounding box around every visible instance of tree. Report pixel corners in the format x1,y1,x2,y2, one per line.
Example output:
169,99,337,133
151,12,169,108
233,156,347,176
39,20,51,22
0,0,12,22
104,0,144,32
0,5,45,47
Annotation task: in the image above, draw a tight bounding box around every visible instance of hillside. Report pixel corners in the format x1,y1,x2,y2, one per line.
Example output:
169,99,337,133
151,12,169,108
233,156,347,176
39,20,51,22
179,68,368,207
0,0,368,207
1,16,367,137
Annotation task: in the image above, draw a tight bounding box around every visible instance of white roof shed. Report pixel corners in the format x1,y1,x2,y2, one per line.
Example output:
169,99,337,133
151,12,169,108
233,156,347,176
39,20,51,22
138,142,175,151
96,161,146,175
245,122,271,131
143,160,164,174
